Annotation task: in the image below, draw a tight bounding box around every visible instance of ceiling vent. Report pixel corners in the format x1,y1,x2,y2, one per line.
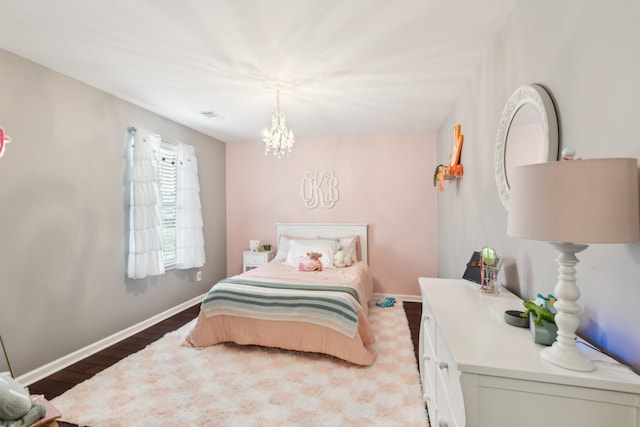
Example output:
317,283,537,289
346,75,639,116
200,111,224,121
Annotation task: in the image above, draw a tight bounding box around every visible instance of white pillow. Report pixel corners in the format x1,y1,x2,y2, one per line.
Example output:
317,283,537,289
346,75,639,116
274,235,316,261
284,239,339,268
274,235,292,261
339,236,359,262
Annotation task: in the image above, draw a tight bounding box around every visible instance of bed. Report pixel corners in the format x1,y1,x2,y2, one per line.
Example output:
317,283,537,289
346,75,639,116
183,223,376,365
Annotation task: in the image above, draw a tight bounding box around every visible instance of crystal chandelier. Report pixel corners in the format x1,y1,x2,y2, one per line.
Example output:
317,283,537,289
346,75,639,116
263,89,294,158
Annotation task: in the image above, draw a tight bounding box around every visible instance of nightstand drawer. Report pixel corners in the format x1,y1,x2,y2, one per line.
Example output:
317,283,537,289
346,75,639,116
243,250,273,272
245,253,267,265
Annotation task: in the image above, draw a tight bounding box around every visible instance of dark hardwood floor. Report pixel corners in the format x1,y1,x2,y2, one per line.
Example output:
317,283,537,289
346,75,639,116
28,301,422,427
403,300,422,364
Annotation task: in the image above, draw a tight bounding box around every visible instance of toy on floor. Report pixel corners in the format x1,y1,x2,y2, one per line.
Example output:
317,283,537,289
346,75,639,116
297,252,323,272
0,373,46,427
376,297,396,308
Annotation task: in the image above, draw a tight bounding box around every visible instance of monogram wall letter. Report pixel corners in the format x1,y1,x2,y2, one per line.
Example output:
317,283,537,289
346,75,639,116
301,169,339,209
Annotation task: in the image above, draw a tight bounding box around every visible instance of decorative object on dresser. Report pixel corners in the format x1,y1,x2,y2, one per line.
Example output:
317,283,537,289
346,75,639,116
462,251,482,284
495,84,559,210
522,299,558,345
249,239,260,252
461,248,501,293
242,249,273,272
419,277,640,427
503,310,529,328
479,246,500,294
507,151,640,371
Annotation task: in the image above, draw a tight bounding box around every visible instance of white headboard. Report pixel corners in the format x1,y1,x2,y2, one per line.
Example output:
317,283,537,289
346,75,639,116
275,223,368,264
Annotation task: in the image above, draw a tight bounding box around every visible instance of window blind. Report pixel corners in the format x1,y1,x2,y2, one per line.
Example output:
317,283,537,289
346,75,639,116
157,141,178,269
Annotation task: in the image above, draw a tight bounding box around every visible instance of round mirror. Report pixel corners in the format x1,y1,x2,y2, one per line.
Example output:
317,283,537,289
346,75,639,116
495,84,558,210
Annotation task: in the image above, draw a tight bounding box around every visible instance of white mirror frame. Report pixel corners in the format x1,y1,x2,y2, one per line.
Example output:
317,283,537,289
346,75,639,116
494,84,558,210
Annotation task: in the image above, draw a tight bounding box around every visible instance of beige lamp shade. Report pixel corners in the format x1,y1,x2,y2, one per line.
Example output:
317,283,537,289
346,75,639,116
507,158,640,244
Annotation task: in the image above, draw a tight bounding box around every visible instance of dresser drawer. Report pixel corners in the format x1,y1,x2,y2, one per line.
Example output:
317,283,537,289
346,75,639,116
420,330,437,423
435,324,464,427
421,295,437,344
436,371,457,427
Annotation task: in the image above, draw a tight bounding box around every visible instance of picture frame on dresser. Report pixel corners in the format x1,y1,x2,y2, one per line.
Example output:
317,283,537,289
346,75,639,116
462,251,482,284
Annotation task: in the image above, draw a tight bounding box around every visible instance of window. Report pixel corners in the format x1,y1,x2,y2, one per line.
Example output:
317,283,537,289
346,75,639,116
157,141,178,270
127,128,205,279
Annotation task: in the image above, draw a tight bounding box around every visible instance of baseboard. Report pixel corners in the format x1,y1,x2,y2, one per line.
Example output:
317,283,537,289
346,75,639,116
371,293,421,303
19,293,206,386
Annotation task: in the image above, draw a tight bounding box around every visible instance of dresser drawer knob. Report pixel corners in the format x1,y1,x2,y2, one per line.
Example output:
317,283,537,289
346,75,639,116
438,360,448,370
438,420,449,427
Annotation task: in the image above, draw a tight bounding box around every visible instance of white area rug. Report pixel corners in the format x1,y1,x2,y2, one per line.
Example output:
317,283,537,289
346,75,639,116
52,302,428,427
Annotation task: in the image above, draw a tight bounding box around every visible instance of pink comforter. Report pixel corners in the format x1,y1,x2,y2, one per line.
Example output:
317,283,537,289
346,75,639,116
184,261,376,365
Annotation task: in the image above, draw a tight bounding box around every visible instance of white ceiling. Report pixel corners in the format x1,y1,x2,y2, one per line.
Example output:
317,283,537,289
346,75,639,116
0,0,516,143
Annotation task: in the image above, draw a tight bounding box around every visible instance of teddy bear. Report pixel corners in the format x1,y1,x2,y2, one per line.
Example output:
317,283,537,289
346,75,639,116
334,250,352,268
0,373,46,426
297,252,323,272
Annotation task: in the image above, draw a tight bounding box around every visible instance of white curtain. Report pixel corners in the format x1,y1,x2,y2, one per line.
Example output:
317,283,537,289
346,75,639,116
127,129,164,279
175,143,205,269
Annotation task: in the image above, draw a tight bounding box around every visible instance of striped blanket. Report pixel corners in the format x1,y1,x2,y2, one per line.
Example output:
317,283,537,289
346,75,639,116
201,277,362,338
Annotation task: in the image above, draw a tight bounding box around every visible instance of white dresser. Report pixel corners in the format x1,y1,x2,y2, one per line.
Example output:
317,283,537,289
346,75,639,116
419,277,640,427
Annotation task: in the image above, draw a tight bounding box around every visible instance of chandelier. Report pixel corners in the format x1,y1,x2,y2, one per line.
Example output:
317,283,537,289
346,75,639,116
263,89,294,158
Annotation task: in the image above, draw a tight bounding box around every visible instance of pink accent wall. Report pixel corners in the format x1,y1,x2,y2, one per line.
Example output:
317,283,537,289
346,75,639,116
226,132,438,297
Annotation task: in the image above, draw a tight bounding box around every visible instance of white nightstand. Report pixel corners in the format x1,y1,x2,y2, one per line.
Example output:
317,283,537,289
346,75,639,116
243,250,273,272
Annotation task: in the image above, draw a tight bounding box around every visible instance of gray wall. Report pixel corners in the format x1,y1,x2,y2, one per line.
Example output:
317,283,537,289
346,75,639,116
437,0,640,372
0,49,227,377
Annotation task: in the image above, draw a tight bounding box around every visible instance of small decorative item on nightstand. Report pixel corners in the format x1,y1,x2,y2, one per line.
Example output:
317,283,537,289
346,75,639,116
249,240,260,252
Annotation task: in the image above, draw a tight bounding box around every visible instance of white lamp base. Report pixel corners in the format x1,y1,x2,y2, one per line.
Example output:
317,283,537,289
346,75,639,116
542,242,595,372
541,341,594,372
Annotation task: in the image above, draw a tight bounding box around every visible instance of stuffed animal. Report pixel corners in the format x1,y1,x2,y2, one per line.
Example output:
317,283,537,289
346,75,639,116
334,250,352,268
0,373,45,426
297,252,323,272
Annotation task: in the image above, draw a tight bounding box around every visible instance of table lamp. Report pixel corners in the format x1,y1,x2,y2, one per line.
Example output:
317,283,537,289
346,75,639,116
507,152,640,371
